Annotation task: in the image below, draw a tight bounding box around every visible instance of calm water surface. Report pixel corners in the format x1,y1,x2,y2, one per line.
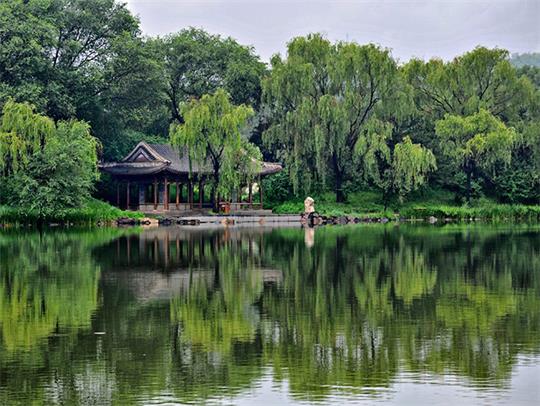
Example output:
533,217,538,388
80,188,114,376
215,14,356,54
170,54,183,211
0,224,539,405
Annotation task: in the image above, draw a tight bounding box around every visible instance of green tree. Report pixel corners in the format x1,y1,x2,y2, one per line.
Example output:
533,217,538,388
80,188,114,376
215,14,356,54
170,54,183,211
0,100,55,174
401,47,536,200
170,89,260,210
435,109,516,202
517,65,540,88
0,101,99,217
0,0,163,161
491,118,540,203
354,120,436,207
0,0,143,118
11,121,99,219
403,47,533,121
263,34,409,201
162,28,266,124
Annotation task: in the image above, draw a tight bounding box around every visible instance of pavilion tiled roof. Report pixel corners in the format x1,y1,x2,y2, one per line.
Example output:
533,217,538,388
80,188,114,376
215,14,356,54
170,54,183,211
99,142,282,177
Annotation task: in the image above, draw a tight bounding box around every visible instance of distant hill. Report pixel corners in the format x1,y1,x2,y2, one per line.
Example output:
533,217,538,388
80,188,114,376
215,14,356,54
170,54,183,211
510,52,540,68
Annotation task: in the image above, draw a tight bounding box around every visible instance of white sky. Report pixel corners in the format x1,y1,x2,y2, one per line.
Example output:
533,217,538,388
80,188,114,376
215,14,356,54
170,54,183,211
124,0,540,63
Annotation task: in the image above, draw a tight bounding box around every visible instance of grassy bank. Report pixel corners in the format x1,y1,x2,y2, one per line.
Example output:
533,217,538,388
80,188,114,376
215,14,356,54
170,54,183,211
0,198,143,225
270,190,540,221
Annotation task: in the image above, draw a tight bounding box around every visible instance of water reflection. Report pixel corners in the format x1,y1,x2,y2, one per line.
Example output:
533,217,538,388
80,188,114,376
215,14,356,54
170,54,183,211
0,225,539,404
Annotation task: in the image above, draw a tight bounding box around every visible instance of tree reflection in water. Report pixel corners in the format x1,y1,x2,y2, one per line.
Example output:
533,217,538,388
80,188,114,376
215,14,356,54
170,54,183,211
0,225,539,404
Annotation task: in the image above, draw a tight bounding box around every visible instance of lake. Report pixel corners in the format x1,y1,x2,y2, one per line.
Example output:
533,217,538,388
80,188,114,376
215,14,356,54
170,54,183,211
0,224,539,405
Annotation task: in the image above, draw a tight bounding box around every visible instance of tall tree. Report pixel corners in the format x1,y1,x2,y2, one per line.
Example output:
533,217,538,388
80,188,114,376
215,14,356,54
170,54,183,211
0,101,99,216
435,109,516,202
162,28,266,124
403,47,534,122
263,34,411,202
170,89,260,210
0,0,143,118
0,0,163,161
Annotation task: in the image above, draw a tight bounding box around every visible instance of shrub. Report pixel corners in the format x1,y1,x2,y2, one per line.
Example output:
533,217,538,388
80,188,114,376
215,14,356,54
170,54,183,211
0,198,142,225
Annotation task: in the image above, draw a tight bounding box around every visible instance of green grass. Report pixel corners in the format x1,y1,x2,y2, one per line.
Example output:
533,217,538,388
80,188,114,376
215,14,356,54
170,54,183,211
270,189,540,221
0,198,143,225
400,204,540,221
271,190,400,218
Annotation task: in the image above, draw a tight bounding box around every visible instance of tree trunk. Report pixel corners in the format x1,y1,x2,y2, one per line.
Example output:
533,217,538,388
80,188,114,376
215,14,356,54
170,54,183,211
211,169,220,212
333,153,345,203
335,170,345,203
382,189,389,211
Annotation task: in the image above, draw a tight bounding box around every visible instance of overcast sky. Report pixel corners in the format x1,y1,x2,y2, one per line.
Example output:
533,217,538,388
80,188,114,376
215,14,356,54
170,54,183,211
124,0,540,63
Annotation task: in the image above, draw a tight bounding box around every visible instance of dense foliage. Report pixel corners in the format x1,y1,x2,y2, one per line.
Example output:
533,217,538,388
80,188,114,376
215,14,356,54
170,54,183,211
170,89,261,209
0,0,539,216
262,35,413,201
0,101,100,219
263,44,539,203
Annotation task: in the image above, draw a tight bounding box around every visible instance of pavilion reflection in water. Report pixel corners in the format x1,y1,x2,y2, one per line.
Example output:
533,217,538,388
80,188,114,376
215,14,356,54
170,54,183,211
102,227,284,302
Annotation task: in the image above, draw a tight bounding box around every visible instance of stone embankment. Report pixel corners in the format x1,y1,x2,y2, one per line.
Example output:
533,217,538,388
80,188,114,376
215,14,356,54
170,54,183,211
302,213,391,227
116,214,301,227
115,213,404,227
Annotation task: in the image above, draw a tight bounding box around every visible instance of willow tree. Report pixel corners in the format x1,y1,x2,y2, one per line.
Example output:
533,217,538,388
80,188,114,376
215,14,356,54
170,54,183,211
435,109,516,202
170,89,260,210
354,120,436,208
0,100,99,216
263,34,408,202
0,100,55,175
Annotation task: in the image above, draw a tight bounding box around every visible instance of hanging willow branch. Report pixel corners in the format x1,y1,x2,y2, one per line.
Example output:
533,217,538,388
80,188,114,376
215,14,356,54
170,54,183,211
0,100,55,174
170,89,260,203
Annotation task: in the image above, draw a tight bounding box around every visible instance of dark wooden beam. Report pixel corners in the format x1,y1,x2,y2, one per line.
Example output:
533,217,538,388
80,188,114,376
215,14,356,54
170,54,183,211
126,181,130,209
164,177,169,210
175,181,180,209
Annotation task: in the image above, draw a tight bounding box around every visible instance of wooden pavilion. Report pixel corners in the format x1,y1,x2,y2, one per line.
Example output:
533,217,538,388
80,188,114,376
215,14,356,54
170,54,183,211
99,142,282,213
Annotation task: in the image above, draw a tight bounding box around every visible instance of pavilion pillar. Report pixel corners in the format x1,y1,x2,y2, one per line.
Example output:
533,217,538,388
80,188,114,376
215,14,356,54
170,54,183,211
175,182,180,209
153,178,158,210
259,175,263,209
116,182,120,208
138,186,145,208
248,183,253,209
199,180,204,208
126,181,130,209
189,181,194,209
164,178,169,211
158,182,164,205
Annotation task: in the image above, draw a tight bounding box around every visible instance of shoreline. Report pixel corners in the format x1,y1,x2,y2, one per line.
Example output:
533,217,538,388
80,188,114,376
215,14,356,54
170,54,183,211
2,212,540,229
2,201,540,228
